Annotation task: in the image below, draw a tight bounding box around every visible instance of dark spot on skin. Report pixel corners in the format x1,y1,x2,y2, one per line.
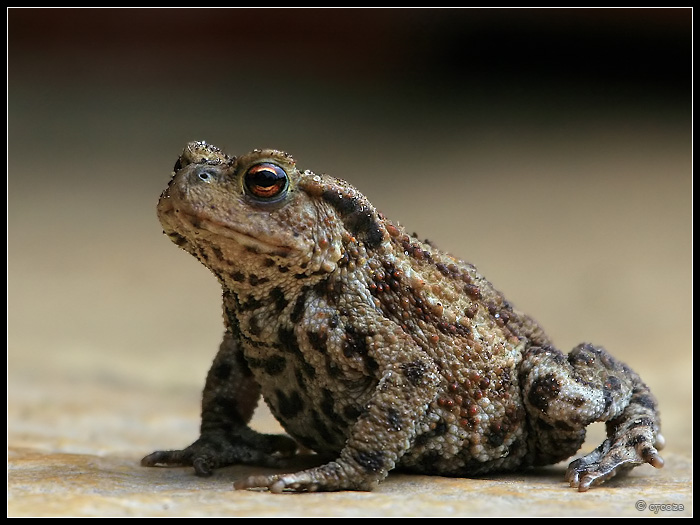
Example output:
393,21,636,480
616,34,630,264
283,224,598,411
276,389,304,419
241,295,263,311
195,248,209,264
307,330,327,353
364,222,384,249
343,326,368,358
211,361,232,381
627,434,648,447
343,404,363,420
232,271,246,282
244,245,262,255
401,360,427,385
248,315,262,336
210,396,246,429
571,396,586,407
210,244,224,260
414,433,429,447
354,450,385,474
167,231,188,247
351,213,382,248
555,420,575,431
365,355,380,374
270,287,289,312
641,446,656,460
329,313,340,329
315,277,342,305
263,258,275,267
386,408,402,431
433,420,447,436
300,359,316,380
246,355,287,376
415,419,447,447
326,360,343,378
278,265,290,273
248,274,269,286
277,326,296,347
632,393,657,410
322,189,361,215
602,389,613,411
528,373,561,411
321,389,336,419
276,326,315,380
295,368,307,392
321,189,384,249
311,410,338,446
264,355,287,375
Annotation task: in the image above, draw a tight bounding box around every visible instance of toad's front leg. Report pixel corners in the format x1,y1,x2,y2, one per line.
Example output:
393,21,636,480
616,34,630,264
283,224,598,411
141,332,297,476
520,343,664,491
235,345,440,492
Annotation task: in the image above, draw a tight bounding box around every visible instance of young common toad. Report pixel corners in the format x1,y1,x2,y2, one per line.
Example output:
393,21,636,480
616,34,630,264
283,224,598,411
142,142,664,492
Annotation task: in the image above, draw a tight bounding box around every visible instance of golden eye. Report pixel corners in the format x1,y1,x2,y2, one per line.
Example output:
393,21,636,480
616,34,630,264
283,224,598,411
244,163,288,200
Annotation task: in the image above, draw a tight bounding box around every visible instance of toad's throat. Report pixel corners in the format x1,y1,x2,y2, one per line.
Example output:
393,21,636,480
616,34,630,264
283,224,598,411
169,209,294,257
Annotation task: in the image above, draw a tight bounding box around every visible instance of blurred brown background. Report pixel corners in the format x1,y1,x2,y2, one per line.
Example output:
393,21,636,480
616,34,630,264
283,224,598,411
8,8,691,517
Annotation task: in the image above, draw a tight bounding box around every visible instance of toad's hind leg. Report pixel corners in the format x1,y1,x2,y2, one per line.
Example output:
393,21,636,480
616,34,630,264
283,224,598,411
520,343,664,491
141,331,297,476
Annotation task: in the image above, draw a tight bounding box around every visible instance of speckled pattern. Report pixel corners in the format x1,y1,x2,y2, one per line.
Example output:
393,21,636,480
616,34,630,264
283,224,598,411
142,142,664,493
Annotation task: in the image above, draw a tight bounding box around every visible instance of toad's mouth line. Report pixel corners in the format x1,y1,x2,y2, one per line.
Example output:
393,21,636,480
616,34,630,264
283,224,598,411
166,207,294,257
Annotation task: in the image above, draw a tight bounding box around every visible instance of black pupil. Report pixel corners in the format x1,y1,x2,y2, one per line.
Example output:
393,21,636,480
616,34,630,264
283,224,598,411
251,166,281,187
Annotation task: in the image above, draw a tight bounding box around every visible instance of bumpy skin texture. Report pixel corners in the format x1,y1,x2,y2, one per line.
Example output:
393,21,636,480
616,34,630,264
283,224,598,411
142,142,664,492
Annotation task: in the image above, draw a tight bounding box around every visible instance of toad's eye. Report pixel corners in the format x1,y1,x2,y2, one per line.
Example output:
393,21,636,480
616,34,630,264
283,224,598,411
244,163,289,200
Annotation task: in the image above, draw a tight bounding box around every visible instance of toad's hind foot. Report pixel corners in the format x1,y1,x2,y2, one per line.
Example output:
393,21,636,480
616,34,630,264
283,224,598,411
565,431,664,492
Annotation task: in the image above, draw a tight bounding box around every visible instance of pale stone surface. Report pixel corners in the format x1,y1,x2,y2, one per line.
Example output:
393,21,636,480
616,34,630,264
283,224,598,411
7,437,692,517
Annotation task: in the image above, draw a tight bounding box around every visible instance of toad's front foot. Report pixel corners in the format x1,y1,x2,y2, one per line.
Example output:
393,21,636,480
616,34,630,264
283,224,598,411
565,432,665,492
141,430,298,477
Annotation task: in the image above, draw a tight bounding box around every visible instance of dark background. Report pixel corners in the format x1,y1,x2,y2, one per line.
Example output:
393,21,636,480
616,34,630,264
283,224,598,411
9,8,689,166
8,7,691,473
